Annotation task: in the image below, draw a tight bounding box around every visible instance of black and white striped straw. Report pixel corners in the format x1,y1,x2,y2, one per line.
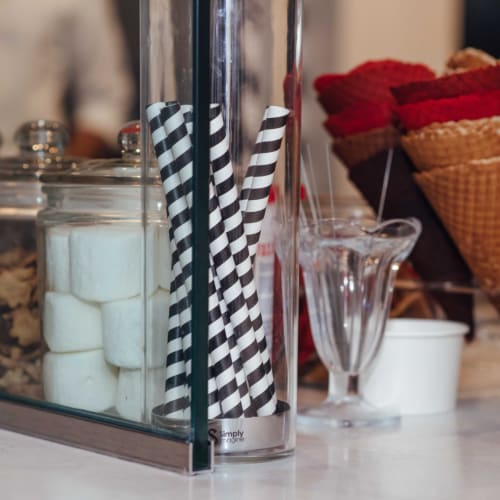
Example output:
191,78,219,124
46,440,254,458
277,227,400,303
171,245,222,419
147,103,196,417
209,104,277,416
182,104,255,417
239,105,289,259
153,102,248,418
210,259,255,417
146,104,192,416
206,178,276,416
239,106,269,215
163,102,246,418
149,107,222,419
163,280,188,418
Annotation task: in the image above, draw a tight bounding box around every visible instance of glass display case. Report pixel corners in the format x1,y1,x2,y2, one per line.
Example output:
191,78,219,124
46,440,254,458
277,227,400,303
0,121,209,473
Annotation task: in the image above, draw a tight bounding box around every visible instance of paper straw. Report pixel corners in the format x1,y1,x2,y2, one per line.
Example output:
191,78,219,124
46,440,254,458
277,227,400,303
148,103,204,417
205,258,248,418
240,106,289,259
163,285,188,418
147,104,195,417
162,225,190,418
170,244,222,419
147,103,193,287
181,105,194,133
239,106,270,215
151,101,248,418
167,236,195,418
182,105,255,416
206,180,276,416
209,105,277,415
146,106,193,337
163,102,247,418
167,225,228,419
210,260,255,417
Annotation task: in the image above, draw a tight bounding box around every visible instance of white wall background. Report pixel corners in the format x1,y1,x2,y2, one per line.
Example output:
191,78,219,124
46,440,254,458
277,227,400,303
302,0,464,202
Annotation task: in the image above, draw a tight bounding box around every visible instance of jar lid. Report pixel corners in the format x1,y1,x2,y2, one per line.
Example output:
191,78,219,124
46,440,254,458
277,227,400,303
15,119,69,155
40,120,159,186
0,120,79,180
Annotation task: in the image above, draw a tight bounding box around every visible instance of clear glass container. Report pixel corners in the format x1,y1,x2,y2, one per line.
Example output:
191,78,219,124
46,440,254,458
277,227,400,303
0,120,78,399
36,121,174,421
141,0,302,459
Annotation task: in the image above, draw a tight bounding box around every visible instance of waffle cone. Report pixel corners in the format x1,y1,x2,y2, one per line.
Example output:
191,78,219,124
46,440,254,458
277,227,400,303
414,158,500,300
402,117,500,171
445,48,498,74
333,126,399,167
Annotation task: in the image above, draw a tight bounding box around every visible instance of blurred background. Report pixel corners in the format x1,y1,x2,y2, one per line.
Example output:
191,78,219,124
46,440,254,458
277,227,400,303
0,0,497,161
0,0,497,160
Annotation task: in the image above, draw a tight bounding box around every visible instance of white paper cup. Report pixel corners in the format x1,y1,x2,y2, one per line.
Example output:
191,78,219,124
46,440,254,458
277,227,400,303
362,319,469,415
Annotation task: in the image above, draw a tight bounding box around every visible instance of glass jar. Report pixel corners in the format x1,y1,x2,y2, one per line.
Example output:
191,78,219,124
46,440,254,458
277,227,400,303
0,120,78,399
36,121,174,426
142,0,302,459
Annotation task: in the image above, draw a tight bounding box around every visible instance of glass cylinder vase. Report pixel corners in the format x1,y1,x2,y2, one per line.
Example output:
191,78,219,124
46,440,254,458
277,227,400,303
141,0,302,459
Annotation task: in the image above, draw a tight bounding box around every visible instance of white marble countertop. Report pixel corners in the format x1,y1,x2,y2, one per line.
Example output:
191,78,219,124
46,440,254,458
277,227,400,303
2,387,500,500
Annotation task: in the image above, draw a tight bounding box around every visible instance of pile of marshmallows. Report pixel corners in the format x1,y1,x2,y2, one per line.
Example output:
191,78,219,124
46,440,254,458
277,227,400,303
42,223,171,422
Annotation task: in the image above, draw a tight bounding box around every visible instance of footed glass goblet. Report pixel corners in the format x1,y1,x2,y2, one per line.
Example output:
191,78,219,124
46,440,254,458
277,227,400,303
298,217,421,428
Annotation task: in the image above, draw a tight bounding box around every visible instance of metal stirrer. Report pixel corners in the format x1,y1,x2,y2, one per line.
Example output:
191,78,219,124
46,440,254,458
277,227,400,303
377,147,394,224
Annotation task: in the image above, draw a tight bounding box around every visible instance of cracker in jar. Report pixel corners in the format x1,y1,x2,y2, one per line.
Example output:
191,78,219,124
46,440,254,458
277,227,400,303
0,266,35,308
10,307,40,346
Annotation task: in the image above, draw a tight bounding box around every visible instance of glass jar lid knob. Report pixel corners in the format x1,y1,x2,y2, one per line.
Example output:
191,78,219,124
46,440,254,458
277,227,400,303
118,120,141,159
14,119,69,156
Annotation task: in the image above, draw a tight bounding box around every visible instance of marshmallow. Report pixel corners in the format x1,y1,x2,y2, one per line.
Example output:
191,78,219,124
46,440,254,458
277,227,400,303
46,226,71,293
43,350,118,412
70,224,159,302
102,289,169,369
157,223,172,290
70,225,142,302
115,367,166,422
102,295,143,368
44,292,103,353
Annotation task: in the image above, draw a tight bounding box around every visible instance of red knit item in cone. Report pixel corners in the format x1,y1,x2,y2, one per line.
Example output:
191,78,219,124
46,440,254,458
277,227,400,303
396,89,500,130
392,65,500,105
324,102,393,137
315,60,435,114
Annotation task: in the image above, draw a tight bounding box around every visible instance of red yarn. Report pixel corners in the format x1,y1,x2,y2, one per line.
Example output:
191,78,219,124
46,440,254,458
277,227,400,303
392,65,500,105
395,89,500,130
315,59,435,114
324,102,393,137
